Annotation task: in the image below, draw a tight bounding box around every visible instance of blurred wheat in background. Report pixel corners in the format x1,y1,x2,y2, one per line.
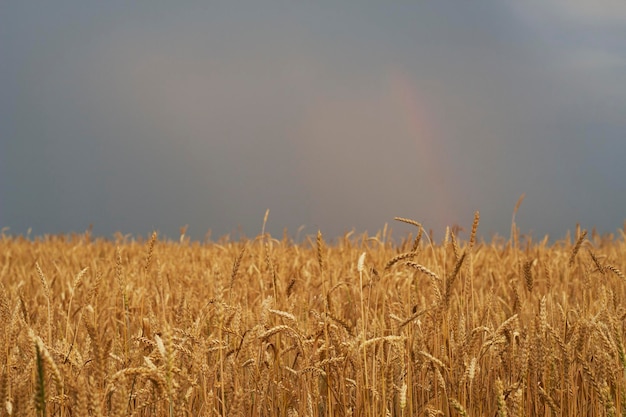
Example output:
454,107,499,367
1,214,626,416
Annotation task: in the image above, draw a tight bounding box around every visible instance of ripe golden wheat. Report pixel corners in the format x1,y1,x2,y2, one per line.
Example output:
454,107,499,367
0,215,626,416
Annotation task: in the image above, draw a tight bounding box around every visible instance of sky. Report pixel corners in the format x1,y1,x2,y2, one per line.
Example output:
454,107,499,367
2,1,626,242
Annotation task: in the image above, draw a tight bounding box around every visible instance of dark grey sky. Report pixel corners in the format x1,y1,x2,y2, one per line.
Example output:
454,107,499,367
2,1,626,242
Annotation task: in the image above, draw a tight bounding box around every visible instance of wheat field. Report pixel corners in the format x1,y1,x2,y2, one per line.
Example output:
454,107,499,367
1,213,626,416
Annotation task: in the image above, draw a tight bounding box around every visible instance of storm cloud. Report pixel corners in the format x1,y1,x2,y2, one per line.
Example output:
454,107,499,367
2,2,625,242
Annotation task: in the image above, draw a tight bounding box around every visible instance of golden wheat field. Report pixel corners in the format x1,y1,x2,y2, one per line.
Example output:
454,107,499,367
1,212,626,417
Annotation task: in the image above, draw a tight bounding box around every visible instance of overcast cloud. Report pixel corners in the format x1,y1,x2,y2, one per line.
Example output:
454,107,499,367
1,1,625,242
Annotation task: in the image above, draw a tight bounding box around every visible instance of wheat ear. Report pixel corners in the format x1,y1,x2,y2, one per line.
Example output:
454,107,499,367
35,263,52,344
568,229,587,266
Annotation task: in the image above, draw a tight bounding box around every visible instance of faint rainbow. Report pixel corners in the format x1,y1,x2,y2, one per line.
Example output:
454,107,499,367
388,70,456,233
